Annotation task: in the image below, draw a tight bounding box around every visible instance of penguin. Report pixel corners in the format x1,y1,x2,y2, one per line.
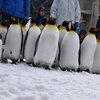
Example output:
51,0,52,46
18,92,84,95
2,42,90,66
21,19,30,44
34,18,59,69
91,33,100,74
24,17,41,65
0,20,8,44
78,28,98,72
38,18,47,32
59,27,67,45
19,19,30,62
52,21,69,69
26,17,31,29
59,23,80,71
3,17,22,64
58,21,70,46
0,33,12,61
0,33,3,60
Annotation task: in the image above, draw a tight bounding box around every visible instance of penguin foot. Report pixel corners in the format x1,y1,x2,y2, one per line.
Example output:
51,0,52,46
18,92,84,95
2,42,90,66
52,64,56,68
27,63,33,67
33,62,36,67
20,59,25,63
35,63,38,67
27,62,30,66
16,59,20,63
35,63,41,67
44,65,51,70
85,69,90,73
1,58,8,63
77,68,82,72
71,69,75,72
52,64,59,69
11,60,17,64
60,67,66,71
66,68,70,71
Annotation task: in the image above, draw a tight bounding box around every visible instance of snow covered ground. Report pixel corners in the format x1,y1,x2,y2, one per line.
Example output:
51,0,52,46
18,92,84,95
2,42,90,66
0,62,100,100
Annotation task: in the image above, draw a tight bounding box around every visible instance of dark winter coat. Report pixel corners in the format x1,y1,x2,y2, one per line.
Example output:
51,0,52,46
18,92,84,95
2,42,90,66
95,16,100,39
0,0,30,19
36,16,44,26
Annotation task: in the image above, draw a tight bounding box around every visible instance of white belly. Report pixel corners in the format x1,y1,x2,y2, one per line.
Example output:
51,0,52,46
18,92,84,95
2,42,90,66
91,41,100,74
0,40,2,60
3,25,22,60
24,26,40,63
60,32,79,70
79,35,97,71
34,25,59,67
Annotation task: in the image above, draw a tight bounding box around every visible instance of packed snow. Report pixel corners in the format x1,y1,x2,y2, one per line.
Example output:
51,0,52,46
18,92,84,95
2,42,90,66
0,62,100,100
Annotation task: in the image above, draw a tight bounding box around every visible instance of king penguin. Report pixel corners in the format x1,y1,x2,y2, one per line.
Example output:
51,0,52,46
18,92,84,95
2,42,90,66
78,28,97,72
34,18,59,69
24,17,41,65
19,19,30,62
59,23,80,71
52,21,69,69
38,18,47,32
91,33,100,74
0,34,2,60
3,17,22,63
0,20,8,44
58,21,70,47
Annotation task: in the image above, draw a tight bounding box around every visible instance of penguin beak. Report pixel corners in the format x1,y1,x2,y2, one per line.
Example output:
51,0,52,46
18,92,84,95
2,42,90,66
94,29,99,31
51,18,54,21
19,20,22,24
72,24,75,27
32,17,36,20
26,19,30,22
11,17,16,21
4,20,8,23
69,20,73,23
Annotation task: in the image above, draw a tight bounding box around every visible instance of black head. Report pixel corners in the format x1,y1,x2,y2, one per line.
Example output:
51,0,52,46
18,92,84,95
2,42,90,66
89,28,99,34
11,17,19,24
21,19,30,26
30,17,37,24
41,18,47,26
70,24,77,31
62,21,70,27
62,21,71,31
0,33,2,39
1,20,8,26
48,18,56,25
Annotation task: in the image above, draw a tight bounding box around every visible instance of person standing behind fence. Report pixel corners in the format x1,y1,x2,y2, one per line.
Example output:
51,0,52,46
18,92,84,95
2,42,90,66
50,0,81,31
36,6,47,26
0,0,30,28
